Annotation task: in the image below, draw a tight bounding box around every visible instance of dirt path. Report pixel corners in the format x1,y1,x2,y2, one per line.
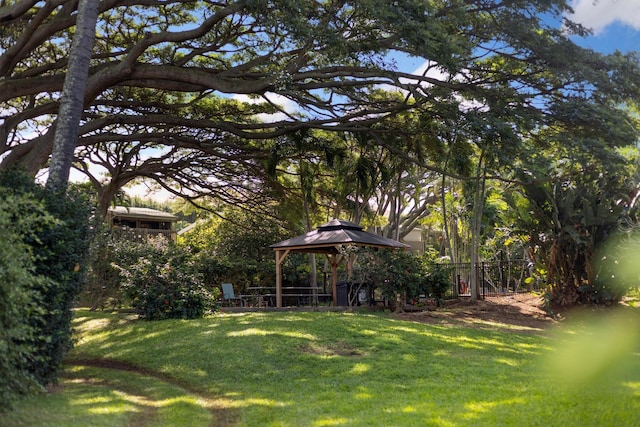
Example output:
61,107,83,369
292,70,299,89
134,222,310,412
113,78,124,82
394,293,556,333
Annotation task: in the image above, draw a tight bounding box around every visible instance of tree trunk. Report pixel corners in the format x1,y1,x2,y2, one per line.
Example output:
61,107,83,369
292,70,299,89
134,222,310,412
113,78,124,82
394,170,402,241
441,174,455,262
45,0,98,193
301,162,318,303
469,151,487,301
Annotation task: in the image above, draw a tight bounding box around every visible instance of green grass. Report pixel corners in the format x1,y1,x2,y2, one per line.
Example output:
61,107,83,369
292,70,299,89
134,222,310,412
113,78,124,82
3,308,640,426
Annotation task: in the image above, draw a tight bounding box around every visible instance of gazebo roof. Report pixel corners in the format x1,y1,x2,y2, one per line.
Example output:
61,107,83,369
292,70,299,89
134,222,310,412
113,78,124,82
270,219,409,254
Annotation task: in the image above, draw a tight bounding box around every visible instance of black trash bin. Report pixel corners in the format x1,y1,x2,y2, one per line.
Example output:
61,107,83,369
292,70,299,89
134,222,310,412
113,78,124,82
336,281,349,306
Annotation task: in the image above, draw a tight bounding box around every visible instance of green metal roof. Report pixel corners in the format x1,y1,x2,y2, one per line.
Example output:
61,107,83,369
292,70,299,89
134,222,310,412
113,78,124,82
107,206,178,222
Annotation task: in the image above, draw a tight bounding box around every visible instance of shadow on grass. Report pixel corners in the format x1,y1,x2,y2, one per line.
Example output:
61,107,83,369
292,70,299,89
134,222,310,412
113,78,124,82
65,358,239,426
1,363,235,427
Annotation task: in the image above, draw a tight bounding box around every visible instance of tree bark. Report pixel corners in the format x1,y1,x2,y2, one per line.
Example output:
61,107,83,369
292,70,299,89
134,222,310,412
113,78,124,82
469,150,487,301
45,0,98,193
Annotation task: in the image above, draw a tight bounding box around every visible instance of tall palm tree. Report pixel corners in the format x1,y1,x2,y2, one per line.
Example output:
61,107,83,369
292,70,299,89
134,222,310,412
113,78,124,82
46,0,99,193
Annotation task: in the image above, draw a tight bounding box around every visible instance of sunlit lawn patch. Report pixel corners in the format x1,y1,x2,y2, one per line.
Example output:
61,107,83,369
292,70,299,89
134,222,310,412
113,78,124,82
4,308,639,426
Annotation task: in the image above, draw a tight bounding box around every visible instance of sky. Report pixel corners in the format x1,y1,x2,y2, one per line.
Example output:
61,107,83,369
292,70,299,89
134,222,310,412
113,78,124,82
88,0,640,202
568,0,640,53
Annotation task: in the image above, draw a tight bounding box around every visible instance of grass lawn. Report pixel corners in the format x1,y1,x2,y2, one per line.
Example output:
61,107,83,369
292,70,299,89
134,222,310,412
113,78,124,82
3,307,639,426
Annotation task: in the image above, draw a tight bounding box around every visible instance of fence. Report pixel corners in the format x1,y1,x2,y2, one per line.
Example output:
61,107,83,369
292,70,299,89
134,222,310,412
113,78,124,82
443,259,539,299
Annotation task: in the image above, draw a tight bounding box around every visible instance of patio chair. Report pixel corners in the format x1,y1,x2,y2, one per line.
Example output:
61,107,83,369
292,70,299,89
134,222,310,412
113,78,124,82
221,283,243,306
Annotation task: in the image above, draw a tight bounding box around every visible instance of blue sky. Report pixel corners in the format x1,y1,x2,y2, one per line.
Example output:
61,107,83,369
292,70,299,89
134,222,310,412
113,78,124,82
388,1,640,82
568,0,640,53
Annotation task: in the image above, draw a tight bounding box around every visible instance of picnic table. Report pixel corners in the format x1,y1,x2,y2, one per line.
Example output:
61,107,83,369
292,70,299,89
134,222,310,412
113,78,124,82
244,286,332,307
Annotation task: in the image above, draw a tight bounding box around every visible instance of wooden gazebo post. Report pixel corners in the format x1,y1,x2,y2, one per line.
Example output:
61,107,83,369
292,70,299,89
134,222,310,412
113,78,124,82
328,253,340,306
275,249,289,308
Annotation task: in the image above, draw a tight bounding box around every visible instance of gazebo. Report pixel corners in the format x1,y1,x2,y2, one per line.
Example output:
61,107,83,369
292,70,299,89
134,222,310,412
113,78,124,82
270,219,410,307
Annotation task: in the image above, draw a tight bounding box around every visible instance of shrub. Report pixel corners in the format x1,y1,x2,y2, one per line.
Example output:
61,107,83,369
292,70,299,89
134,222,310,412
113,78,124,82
425,263,453,307
119,236,218,320
30,185,95,385
0,192,51,410
354,248,424,310
84,226,148,310
0,171,94,389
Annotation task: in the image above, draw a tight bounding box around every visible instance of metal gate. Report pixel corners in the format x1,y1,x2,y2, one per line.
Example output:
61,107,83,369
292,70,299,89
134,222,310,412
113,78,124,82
444,259,538,299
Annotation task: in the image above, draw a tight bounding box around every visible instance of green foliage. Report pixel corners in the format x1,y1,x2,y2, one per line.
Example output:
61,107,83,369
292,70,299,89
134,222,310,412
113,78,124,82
0,170,94,406
191,252,231,289
29,185,95,386
0,192,50,410
352,248,454,307
353,248,425,305
85,226,222,318
84,225,172,311
180,210,293,289
424,263,453,307
521,158,634,306
177,216,220,254
118,236,218,320
82,225,126,310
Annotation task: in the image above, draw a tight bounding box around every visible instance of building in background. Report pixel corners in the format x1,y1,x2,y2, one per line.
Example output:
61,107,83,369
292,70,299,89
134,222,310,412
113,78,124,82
107,206,178,241
403,227,424,253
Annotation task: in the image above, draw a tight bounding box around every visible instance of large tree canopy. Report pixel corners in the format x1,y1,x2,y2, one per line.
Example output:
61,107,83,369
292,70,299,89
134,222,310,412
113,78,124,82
1,0,638,216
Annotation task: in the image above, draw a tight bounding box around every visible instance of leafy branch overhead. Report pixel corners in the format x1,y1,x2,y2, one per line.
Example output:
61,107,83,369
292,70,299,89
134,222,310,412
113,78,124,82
0,1,637,200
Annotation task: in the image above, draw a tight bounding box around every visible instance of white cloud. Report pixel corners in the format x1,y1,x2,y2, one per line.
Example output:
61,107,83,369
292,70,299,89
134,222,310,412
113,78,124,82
233,93,298,122
399,61,487,112
410,61,449,80
569,0,640,34
124,179,175,202
380,60,449,94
